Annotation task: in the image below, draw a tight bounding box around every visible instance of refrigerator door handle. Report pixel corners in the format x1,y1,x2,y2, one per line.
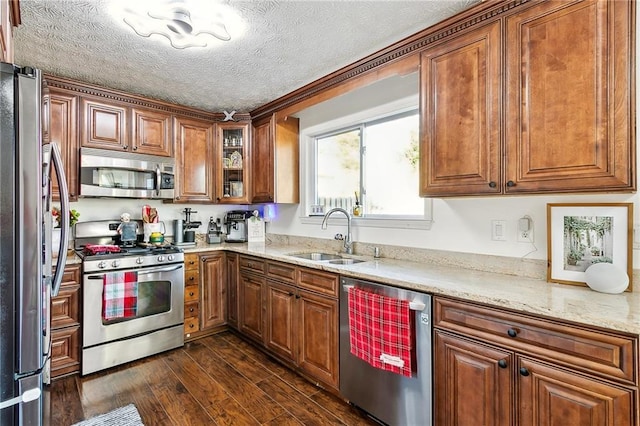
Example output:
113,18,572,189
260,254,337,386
0,387,41,410
50,142,69,297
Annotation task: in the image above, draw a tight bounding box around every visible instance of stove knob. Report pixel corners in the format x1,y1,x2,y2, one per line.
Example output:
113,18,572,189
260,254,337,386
157,255,165,262
167,254,175,261
136,257,144,265
98,261,107,269
111,260,120,268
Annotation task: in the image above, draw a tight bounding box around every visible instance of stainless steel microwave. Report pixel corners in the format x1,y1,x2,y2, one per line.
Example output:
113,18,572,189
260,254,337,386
79,147,175,199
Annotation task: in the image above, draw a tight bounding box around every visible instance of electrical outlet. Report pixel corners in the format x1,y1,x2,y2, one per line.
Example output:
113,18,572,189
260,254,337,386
517,229,534,243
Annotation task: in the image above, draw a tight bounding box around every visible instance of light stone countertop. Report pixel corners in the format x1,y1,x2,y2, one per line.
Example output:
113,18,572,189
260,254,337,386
184,241,640,336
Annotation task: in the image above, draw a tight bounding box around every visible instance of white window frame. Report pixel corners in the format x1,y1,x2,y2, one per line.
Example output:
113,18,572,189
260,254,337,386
300,94,433,230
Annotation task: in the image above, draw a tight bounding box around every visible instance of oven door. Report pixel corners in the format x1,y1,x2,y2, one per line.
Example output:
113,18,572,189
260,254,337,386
83,263,184,348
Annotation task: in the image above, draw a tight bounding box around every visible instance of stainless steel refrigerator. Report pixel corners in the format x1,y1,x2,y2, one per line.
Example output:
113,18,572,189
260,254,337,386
0,63,70,425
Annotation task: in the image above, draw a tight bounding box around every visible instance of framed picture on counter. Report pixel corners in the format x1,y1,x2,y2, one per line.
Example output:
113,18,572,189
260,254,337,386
547,203,633,290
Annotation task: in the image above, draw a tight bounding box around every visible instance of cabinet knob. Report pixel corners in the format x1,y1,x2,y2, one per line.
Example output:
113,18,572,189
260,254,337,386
123,145,128,150
507,328,518,338
506,180,516,187
519,367,530,377
133,146,138,151
189,276,194,281
488,181,497,188
189,323,195,328
498,359,508,369
189,307,194,313
176,196,181,200
189,292,195,297
288,292,294,297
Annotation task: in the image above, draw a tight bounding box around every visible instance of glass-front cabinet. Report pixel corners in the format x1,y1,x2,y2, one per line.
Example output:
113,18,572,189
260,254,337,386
217,122,250,203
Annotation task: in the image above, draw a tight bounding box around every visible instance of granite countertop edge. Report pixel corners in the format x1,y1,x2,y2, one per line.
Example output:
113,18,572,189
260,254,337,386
183,242,640,336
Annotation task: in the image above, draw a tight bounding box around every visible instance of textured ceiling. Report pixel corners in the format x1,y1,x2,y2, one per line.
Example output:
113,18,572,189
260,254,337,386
14,0,479,113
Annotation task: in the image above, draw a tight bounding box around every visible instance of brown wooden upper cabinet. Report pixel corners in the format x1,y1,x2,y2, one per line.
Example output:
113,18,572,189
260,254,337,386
217,122,250,203
81,97,173,157
46,88,79,201
173,115,215,203
420,0,635,196
251,114,299,204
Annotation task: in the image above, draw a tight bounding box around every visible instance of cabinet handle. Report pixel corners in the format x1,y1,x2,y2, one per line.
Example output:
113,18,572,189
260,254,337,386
189,307,194,313
189,292,195,297
488,181,497,188
176,196,181,200
189,276,194,281
498,359,508,369
288,292,294,296
519,367,530,377
295,295,300,299
133,146,138,151
506,180,516,187
507,328,518,338
189,260,195,265
123,145,128,150
189,323,195,328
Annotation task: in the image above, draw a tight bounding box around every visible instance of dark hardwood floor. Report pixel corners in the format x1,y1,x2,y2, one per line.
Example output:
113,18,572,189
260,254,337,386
45,331,378,425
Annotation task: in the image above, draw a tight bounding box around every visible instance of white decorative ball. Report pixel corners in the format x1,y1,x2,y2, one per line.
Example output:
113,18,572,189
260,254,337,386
584,263,629,294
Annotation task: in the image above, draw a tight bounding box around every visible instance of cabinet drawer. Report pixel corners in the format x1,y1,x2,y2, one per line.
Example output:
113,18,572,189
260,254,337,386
434,297,637,383
51,326,80,378
185,301,199,319
184,284,199,303
184,253,199,270
185,269,200,286
297,268,338,297
239,256,265,274
266,261,296,284
51,284,80,329
184,317,199,334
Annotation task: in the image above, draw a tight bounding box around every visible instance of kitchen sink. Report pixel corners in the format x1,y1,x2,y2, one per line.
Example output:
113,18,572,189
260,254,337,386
328,258,365,265
288,252,343,261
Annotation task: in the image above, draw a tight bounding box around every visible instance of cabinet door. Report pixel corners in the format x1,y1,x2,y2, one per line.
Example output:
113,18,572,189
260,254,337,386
251,117,274,203
200,253,226,330
51,327,80,378
420,21,501,196
238,271,265,343
48,90,79,201
81,98,128,151
518,358,635,426
226,253,239,329
434,330,513,426
297,289,338,388
217,122,250,203
251,115,299,204
131,107,172,157
174,116,215,202
265,280,297,362
504,0,634,193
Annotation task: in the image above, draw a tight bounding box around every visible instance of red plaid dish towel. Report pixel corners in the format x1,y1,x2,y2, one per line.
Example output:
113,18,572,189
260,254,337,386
102,271,138,320
348,286,413,377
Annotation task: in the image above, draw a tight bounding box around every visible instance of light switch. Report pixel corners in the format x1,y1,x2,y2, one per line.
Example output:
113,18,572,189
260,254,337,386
491,220,507,241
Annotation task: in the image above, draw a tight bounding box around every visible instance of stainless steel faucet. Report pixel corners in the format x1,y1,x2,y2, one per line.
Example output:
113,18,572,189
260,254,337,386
321,208,353,254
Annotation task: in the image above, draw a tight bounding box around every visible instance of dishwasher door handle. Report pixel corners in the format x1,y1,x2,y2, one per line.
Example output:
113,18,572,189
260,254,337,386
342,284,426,311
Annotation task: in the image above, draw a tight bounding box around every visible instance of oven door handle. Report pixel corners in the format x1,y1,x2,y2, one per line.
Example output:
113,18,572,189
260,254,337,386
86,264,184,279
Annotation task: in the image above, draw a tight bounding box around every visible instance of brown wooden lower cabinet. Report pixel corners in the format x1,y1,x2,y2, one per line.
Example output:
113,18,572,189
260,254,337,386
50,263,81,379
434,297,638,425
238,255,339,390
226,253,239,329
238,269,266,343
184,252,226,340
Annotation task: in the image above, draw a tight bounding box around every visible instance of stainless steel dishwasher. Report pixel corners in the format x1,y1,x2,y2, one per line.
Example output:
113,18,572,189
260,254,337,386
340,277,432,426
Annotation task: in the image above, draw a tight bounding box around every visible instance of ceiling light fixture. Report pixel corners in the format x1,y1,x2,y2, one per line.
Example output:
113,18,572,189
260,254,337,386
115,0,241,49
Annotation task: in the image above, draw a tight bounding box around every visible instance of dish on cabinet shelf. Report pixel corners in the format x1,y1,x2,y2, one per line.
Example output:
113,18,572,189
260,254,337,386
229,151,242,168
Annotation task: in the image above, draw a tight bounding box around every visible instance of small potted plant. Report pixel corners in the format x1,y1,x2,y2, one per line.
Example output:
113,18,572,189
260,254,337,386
52,207,80,228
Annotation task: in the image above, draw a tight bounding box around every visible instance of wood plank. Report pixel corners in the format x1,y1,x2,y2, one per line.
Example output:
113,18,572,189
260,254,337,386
309,390,378,426
203,397,260,426
119,360,173,426
263,412,306,426
201,333,274,383
221,332,290,376
184,340,286,423
135,355,215,425
255,376,343,426
163,348,229,406
45,376,84,425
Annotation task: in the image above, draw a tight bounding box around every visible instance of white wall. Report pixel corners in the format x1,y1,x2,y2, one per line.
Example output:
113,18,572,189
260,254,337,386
265,8,640,269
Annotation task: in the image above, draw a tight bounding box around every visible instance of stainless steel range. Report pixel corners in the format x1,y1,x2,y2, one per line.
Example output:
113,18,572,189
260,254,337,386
75,220,185,375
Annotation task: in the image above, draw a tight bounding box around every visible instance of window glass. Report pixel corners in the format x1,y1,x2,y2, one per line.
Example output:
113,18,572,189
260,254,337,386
314,110,423,217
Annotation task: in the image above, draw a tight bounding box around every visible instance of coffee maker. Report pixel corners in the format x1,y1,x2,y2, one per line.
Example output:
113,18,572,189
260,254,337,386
224,210,252,242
